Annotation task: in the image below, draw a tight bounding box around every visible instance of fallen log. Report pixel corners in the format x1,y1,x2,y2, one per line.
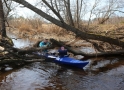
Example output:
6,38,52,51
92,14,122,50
50,39,124,57
24,59,45,62
0,40,53,59
0,59,45,65
17,47,49,54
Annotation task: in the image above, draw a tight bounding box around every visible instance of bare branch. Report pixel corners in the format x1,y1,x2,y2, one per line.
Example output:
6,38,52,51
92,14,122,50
42,0,64,22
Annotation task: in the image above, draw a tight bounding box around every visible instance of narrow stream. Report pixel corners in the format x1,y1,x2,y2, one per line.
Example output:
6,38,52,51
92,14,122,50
0,58,124,90
0,34,124,90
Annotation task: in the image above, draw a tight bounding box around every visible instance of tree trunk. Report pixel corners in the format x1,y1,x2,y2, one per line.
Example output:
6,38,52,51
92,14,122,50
0,59,45,65
0,0,13,46
42,0,64,23
0,0,7,38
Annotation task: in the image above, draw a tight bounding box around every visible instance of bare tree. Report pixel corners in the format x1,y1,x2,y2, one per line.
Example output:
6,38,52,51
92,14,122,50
87,0,100,26
0,0,14,47
42,0,64,22
76,0,81,28
3,0,12,18
38,0,84,27
73,0,85,28
63,0,74,26
96,0,124,24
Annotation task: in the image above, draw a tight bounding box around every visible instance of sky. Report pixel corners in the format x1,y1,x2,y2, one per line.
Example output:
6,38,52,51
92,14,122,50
12,0,119,20
13,0,36,18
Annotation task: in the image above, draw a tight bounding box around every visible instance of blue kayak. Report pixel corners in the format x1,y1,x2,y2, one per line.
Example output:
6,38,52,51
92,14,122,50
47,55,89,69
33,52,89,69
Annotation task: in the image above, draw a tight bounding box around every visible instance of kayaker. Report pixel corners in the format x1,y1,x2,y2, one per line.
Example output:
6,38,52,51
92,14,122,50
39,39,51,48
39,39,51,55
58,46,68,57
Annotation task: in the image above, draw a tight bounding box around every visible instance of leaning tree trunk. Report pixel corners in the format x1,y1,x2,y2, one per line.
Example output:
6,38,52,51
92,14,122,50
12,0,124,48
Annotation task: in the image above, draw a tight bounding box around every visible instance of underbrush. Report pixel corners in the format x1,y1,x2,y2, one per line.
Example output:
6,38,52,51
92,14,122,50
8,18,124,44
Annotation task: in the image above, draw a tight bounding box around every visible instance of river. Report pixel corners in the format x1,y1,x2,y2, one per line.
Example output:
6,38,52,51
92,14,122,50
0,36,124,90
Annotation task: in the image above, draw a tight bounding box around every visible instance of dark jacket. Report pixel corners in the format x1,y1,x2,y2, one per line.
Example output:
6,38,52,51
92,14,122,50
58,49,67,57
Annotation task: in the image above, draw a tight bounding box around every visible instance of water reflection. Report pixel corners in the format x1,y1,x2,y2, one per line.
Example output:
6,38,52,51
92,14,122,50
0,62,60,90
12,38,34,48
91,58,119,70
0,58,124,90
80,47,96,54
7,31,34,48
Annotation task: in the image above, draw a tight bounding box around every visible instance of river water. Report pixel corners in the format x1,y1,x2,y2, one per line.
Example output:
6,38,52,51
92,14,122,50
0,36,124,90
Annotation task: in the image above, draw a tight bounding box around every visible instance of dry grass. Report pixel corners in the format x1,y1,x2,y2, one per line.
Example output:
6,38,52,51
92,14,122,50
8,18,75,42
88,24,124,32
8,18,124,49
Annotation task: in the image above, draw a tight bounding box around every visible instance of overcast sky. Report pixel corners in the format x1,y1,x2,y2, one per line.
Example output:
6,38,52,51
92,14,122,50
13,0,107,20
13,0,36,18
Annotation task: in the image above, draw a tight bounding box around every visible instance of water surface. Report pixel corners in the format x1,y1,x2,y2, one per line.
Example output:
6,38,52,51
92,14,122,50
0,57,124,90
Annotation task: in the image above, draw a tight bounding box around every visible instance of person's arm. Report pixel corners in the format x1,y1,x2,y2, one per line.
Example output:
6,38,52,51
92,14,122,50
46,42,51,47
39,41,44,47
64,49,68,55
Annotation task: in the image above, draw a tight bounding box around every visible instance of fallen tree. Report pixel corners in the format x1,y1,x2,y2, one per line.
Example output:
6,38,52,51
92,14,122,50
50,39,124,57
0,59,45,65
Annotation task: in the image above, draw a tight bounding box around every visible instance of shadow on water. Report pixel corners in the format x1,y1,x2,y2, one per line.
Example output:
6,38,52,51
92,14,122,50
88,56,124,74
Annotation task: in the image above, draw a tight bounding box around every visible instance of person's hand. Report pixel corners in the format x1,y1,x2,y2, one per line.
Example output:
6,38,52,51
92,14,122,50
44,45,47,47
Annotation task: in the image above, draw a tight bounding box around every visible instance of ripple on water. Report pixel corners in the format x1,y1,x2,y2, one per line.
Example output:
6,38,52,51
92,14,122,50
61,65,124,90
0,62,60,90
0,59,124,90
